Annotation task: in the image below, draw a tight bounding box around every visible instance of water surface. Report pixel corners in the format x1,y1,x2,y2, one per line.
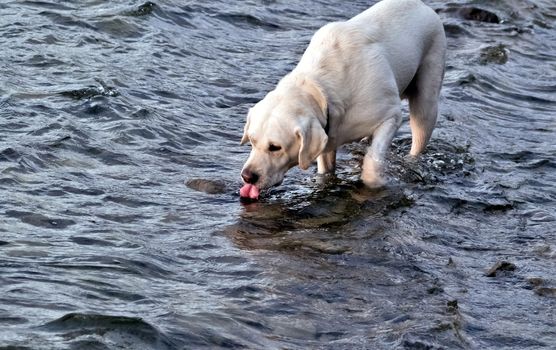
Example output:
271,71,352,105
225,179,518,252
1,0,555,349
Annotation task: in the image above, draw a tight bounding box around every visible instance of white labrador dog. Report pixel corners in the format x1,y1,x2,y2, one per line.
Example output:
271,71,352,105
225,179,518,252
240,0,446,200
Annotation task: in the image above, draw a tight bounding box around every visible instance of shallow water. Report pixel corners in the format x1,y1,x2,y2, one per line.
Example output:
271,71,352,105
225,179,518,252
1,0,555,349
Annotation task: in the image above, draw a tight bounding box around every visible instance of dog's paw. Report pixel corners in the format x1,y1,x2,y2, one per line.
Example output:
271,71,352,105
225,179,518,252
361,156,387,188
361,175,387,189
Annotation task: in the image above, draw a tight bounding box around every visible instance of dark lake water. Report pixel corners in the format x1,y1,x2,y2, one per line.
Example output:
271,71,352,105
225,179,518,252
1,0,555,349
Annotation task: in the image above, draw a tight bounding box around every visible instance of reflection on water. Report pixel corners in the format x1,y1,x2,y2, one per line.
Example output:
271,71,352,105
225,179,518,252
1,0,555,349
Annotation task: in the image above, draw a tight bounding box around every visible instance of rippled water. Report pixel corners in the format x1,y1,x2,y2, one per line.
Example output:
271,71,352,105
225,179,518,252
1,0,555,349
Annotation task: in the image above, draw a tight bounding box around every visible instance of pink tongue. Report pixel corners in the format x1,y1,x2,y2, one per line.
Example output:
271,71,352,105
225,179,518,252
240,184,260,200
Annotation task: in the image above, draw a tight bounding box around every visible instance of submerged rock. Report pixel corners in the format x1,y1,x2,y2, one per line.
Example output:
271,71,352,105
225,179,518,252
185,178,227,194
485,261,516,277
535,287,556,298
437,7,500,24
60,80,119,100
446,299,459,314
459,7,500,23
480,44,509,65
527,277,544,288
526,278,556,298
124,2,157,17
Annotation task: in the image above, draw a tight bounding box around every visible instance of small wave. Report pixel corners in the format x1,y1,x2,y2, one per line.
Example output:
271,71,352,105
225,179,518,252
38,313,175,349
5,210,76,229
93,17,144,38
36,10,96,31
213,13,282,31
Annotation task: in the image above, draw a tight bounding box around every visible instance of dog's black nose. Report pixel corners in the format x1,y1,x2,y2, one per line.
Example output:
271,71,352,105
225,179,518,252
241,169,259,184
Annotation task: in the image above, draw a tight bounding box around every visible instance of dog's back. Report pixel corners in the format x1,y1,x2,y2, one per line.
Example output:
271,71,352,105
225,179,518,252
296,0,445,149
350,0,445,95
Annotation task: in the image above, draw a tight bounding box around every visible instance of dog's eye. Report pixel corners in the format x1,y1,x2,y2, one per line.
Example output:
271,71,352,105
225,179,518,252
268,144,282,152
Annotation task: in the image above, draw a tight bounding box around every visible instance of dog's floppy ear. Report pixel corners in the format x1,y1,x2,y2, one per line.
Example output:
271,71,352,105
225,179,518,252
295,118,328,170
240,108,252,145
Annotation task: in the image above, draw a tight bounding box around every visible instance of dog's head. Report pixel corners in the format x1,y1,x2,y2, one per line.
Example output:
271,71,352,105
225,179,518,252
240,76,328,195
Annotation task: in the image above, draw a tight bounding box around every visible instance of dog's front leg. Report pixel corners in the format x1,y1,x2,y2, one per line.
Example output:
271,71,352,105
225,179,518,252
317,150,336,174
361,114,401,188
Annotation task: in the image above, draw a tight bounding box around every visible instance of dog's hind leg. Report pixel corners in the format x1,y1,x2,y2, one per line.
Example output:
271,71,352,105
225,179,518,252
408,36,446,156
317,150,336,174
361,111,402,188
